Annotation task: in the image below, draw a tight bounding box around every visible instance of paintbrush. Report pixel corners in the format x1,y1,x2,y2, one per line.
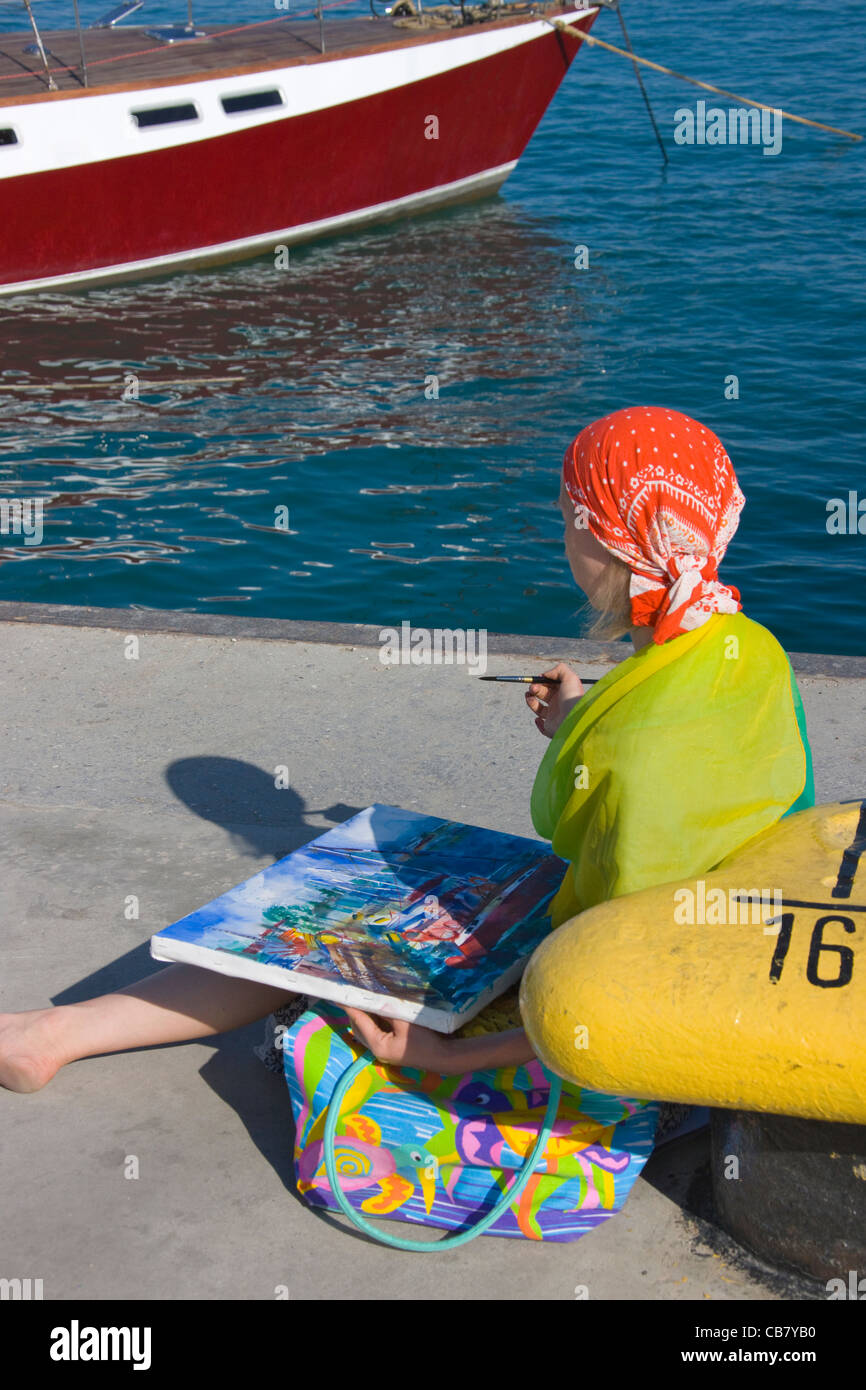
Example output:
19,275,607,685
477,674,599,685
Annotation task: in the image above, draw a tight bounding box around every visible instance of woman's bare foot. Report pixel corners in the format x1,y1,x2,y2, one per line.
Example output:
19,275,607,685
0,968,304,1093
0,1009,68,1093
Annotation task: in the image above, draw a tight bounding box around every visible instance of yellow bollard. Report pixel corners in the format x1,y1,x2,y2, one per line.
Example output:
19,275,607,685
520,800,866,1124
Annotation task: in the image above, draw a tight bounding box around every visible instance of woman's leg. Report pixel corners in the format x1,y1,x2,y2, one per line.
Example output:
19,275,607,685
0,965,296,1094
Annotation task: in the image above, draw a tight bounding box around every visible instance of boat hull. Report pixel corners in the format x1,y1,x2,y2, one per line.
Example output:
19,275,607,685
0,9,597,293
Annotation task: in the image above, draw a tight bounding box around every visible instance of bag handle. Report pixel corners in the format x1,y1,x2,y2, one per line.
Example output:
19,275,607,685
322,1050,563,1250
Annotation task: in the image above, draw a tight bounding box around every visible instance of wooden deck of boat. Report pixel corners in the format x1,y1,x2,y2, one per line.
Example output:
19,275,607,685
0,9,542,101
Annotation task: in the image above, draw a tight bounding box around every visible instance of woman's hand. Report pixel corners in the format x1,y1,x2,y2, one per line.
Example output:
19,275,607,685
343,1007,448,1072
525,662,584,739
343,1009,537,1074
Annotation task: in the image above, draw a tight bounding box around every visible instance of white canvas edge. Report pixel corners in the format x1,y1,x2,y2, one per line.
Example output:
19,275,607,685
149,933,529,1035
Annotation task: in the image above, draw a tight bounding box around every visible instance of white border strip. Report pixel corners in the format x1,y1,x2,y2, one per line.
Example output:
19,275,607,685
149,932,529,1033
0,9,595,177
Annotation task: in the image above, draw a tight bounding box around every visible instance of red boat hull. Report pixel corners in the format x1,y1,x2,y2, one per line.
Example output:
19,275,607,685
0,9,597,292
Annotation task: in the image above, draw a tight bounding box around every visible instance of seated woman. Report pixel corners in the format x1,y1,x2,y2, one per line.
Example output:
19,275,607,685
0,406,813,1243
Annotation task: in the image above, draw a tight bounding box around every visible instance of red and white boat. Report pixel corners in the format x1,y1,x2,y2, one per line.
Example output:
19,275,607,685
0,0,598,294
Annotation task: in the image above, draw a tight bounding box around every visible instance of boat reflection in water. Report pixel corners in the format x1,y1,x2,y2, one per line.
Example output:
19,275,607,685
0,199,596,615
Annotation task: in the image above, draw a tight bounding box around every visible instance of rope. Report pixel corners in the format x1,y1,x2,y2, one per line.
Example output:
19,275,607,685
322,1048,564,1251
548,18,862,142
612,0,667,164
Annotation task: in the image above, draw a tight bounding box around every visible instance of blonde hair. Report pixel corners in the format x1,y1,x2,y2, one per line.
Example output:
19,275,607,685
582,554,634,641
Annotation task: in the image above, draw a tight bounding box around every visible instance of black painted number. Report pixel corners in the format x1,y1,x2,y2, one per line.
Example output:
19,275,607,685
768,912,794,982
768,911,855,988
806,915,855,989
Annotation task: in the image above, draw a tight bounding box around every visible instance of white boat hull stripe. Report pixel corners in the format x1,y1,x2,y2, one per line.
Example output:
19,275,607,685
0,10,594,178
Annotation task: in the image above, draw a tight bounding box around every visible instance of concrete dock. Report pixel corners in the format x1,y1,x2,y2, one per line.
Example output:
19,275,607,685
1,603,864,1301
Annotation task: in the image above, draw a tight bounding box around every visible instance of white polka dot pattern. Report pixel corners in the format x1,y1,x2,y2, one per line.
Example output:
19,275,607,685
563,406,745,643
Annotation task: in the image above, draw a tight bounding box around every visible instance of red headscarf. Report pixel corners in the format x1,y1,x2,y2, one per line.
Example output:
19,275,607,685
563,406,745,645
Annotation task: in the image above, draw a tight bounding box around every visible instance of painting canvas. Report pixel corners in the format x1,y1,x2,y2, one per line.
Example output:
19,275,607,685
150,804,565,1032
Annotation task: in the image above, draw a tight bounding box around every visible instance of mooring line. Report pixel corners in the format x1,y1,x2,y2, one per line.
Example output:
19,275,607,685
612,1,668,164
548,18,862,141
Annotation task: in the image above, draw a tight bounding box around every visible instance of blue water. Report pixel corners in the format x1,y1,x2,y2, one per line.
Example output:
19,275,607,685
1,0,864,654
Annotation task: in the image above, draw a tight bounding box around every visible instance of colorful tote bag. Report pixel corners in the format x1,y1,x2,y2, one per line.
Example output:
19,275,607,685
283,996,659,1242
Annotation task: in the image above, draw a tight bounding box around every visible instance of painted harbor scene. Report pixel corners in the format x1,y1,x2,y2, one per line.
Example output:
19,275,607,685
151,804,566,1028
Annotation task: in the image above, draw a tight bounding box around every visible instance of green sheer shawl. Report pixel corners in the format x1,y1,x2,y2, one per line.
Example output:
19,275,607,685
530,613,814,930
